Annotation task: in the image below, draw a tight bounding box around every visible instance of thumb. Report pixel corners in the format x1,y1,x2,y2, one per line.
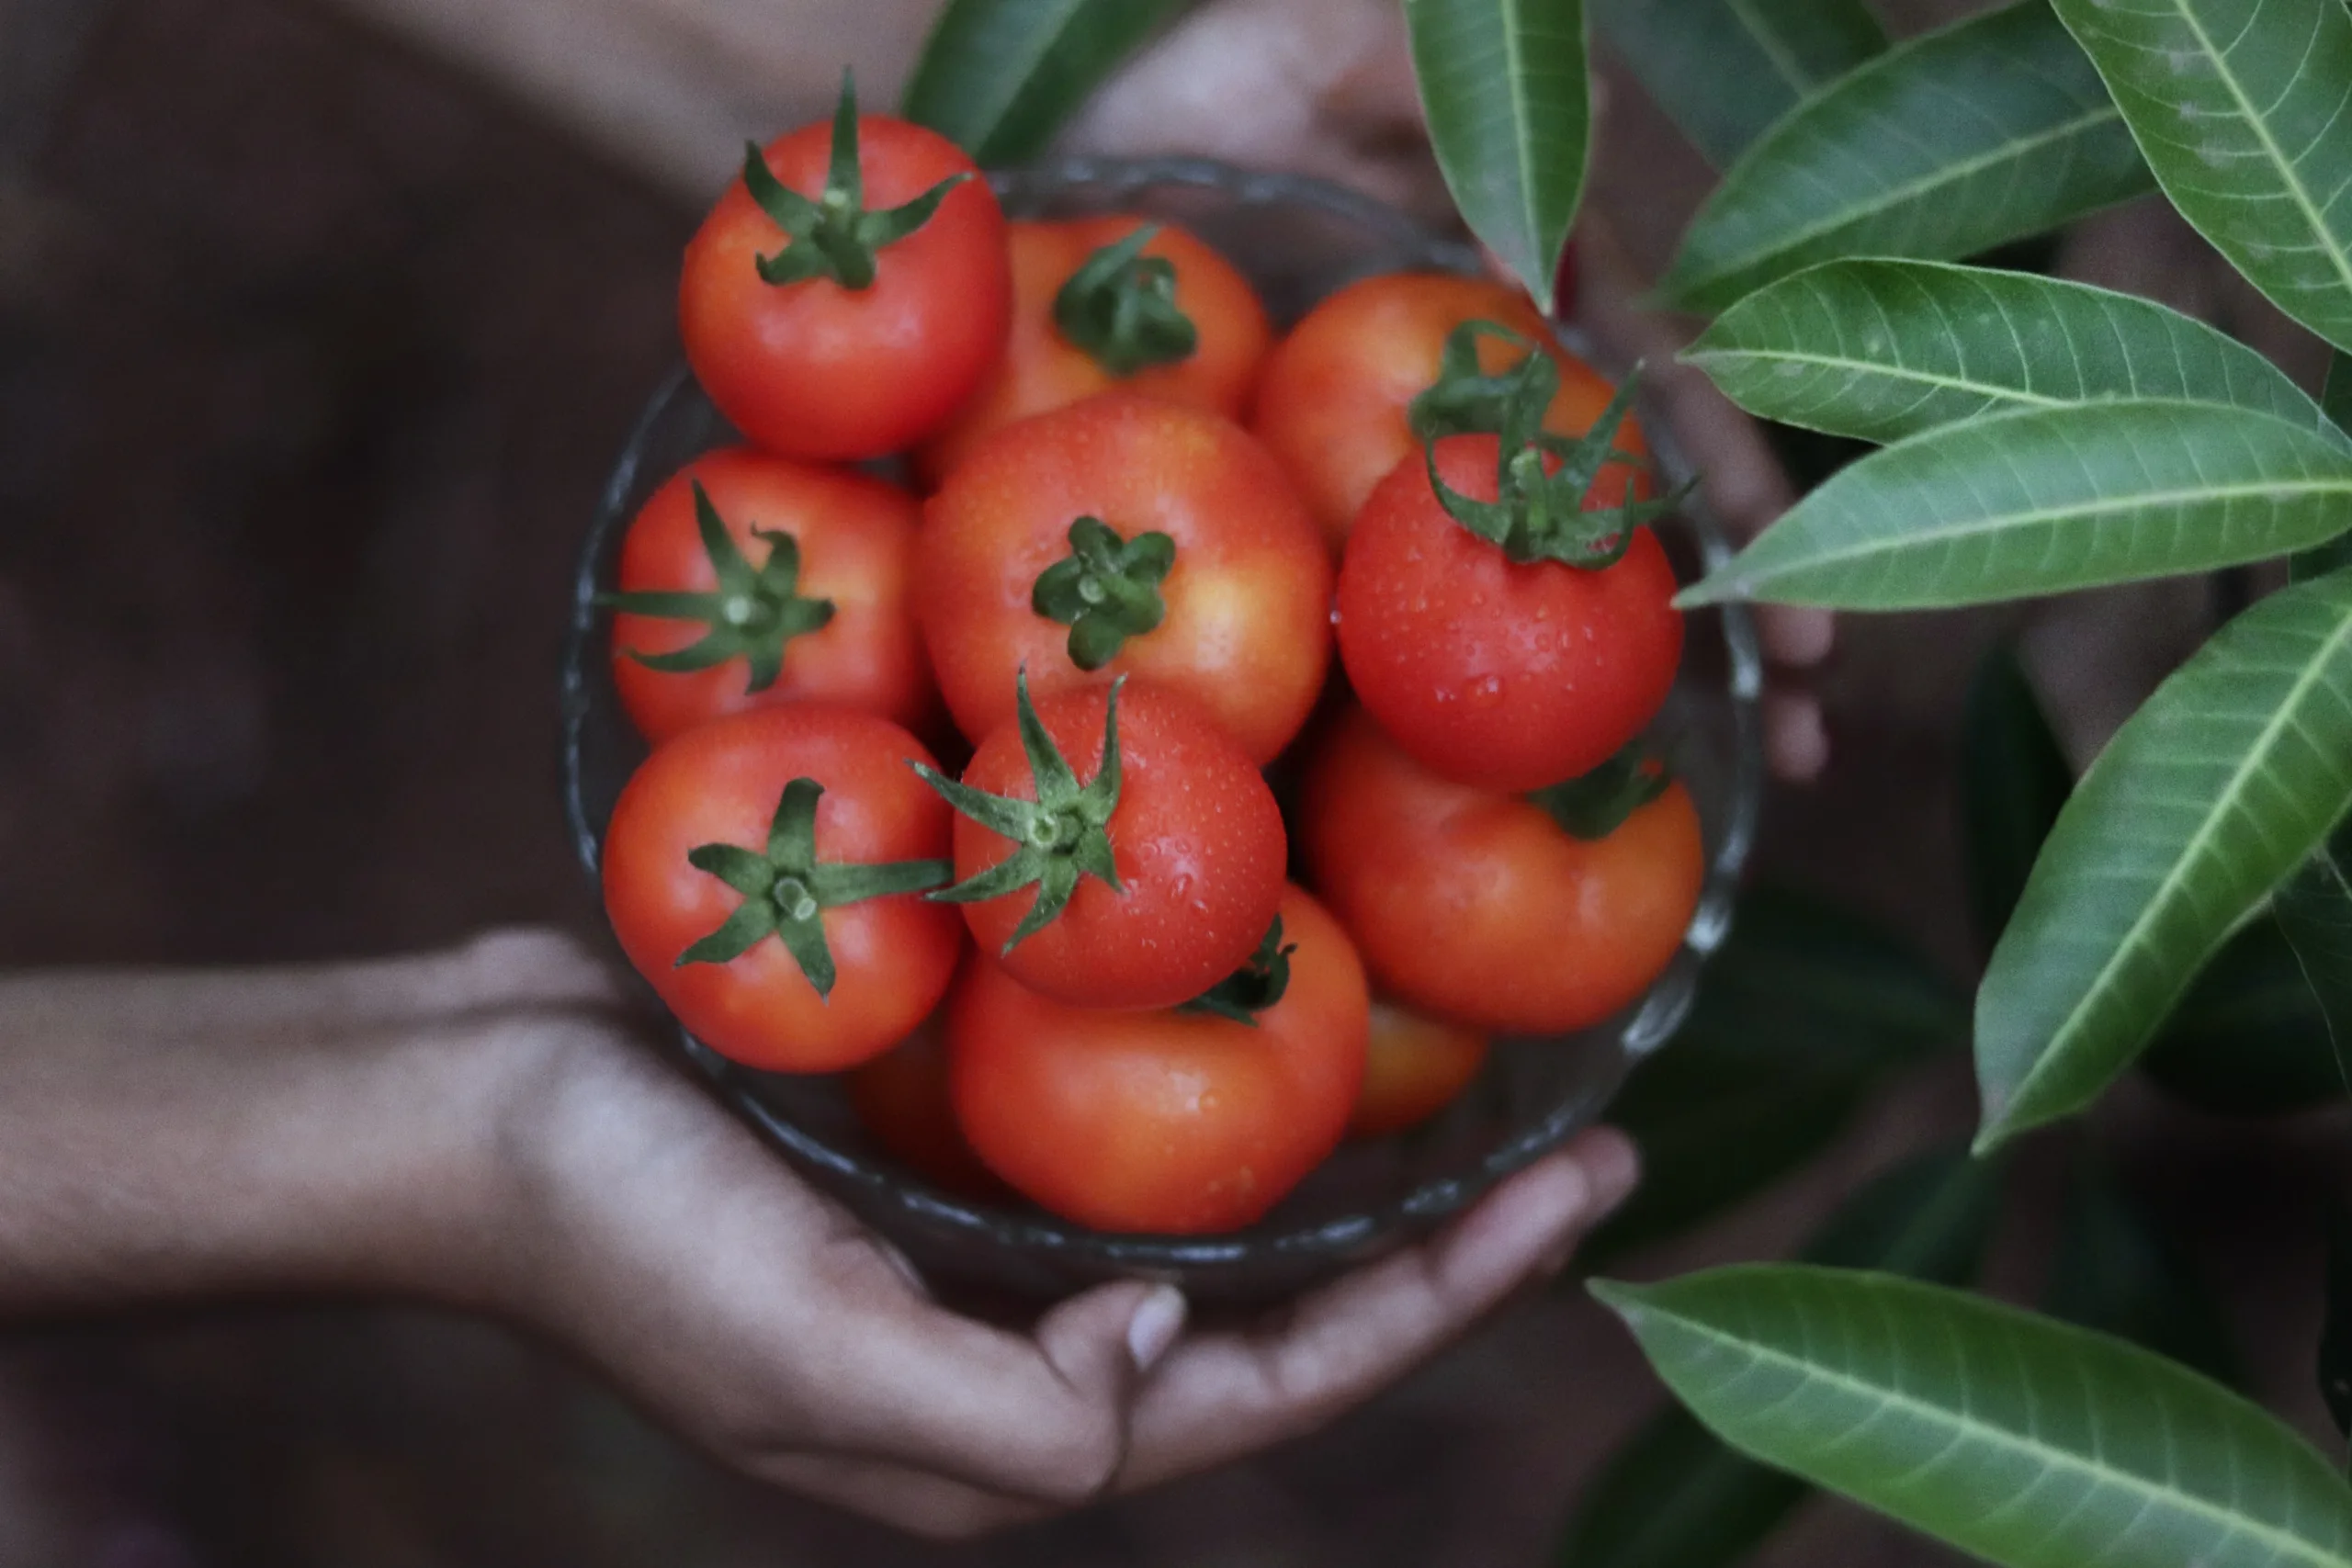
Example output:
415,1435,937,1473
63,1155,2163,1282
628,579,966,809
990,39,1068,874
1037,1279,1191,1406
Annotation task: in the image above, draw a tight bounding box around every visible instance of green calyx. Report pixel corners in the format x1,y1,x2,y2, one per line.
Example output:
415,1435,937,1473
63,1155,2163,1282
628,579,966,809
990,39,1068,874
596,480,835,693
915,671,1126,953
1030,516,1175,671
677,777,950,996
1178,917,1296,1026
1528,745,1671,840
741,70,969,292
1052,224,1198,377
1408,320,1688,570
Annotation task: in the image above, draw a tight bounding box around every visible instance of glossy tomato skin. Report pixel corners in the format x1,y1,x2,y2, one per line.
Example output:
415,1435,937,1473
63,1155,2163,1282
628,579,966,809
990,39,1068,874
948,884,1370,1234
1250,271,1642,550
847,1018,1009,1201
1338,435,1682,793
914,217,1272,485
1350,1001,1489,1139
680,116,1009,460
918,393,1331,764
610,447,933,744
1303,705,1702,1036
602,705,962,1072
949,680,1285,1010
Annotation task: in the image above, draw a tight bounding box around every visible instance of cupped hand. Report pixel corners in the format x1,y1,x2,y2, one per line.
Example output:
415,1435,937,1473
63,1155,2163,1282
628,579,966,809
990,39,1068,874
474,933,1636,1539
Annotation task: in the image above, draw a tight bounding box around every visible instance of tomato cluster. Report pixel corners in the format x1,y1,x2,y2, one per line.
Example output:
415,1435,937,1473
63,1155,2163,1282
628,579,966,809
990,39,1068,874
597,81,1703,1236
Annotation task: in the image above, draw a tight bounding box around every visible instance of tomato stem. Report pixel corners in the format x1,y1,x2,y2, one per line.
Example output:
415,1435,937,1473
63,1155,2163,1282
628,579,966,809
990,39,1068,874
1177,916,1296,1025
1527,745,1672,840
741,70,969,293
596,480,836,693
914,671,1126,953
677,776,951,996
1030,516,1175,670
1053,224,1198,377
1411,321,1690,570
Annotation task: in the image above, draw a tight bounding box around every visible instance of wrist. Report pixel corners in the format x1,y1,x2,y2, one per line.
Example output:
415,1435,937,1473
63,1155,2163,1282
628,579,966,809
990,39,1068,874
0,930,619,1317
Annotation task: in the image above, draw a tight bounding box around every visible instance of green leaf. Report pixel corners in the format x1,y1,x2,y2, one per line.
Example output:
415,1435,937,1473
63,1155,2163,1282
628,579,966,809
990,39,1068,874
1579,890,1964,1269
1686,259,2344,447
1560,1149,2001,1568
2143,914,2349,1117
2276,817,2352,1088
1554,1410,1807,1568
1801,1146,2006,1285
1678,400,2352,611
1591,0,1885,170
1978,570,2352,1149
1659,0,2154,314
1672,886,1968,1072
2045,1162,2241,1386
1578,1055,1866,1273
1593,1266,2352,1568
1405,0,1590,314
900,0,1193,165
1963,645,2075,960
2051,0,2352,359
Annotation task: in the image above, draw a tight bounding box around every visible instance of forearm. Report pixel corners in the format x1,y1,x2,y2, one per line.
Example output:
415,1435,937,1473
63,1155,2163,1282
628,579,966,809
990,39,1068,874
0,931,606,1316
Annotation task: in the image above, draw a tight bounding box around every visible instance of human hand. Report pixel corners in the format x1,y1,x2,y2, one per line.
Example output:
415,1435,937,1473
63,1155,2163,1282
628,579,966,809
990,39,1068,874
488,931,1638,1536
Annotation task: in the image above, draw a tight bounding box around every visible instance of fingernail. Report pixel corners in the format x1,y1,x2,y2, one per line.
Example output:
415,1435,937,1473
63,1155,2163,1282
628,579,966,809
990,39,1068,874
1125,1285,1187,1372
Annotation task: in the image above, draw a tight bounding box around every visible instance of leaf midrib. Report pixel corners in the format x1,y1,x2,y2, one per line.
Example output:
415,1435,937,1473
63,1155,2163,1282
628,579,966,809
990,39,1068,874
1724,0,1810,91
941,0,1090,151
1738,476,2352,587
1637,1301,2352,1566
1686,344,2075,409
2001,588,2352,1126
2165,0,2352,309
1678,103,2125,295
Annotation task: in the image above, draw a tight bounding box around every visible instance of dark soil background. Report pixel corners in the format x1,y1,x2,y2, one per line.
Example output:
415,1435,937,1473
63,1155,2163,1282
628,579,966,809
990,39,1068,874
0,0,2336,1562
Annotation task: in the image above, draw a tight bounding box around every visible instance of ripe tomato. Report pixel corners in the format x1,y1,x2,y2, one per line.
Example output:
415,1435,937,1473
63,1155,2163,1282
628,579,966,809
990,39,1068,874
604,447,933,744
602,705,961,1072
922,676,1285,1010
1350,1001,1489,1138
1250,271,1642,550
1302,705,1702,1036
918,393,1330,764
913,217,1272,484
847,1021,1009,1201
947,883,1370,1234
679,79,1009,460
1338,434,1682,793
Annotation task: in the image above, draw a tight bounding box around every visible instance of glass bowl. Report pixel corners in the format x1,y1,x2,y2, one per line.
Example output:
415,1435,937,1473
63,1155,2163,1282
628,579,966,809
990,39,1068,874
560,158,1764,1305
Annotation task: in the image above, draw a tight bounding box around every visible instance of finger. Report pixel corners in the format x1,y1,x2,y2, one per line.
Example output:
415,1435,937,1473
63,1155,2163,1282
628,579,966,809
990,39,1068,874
750,1450,1052,1541
1758,604,1835,671
1762,690,1830,784
797,1249,1174,1506
1118,1129,1639,1489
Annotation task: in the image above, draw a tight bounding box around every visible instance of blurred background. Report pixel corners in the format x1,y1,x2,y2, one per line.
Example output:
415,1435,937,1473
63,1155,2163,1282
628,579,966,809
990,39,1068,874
0,0,2341,1562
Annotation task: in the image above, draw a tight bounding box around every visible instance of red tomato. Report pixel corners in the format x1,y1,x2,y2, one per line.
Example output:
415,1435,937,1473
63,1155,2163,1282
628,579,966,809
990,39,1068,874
602,705,961,1072
1250,271,1640,550
947,884,1369,1234
918,393,1330,764
1350,1001,1489,1138
1338,434,1682,793
605,447,933,744
679,84,1010,460
914,217,1272,484
846,1021,1009,1201
929,677,1285,1010
1302,705,1702,1036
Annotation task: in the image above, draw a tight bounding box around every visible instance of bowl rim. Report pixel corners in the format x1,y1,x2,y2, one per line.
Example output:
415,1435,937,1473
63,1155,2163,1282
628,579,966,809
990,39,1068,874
560,155,1765,1278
